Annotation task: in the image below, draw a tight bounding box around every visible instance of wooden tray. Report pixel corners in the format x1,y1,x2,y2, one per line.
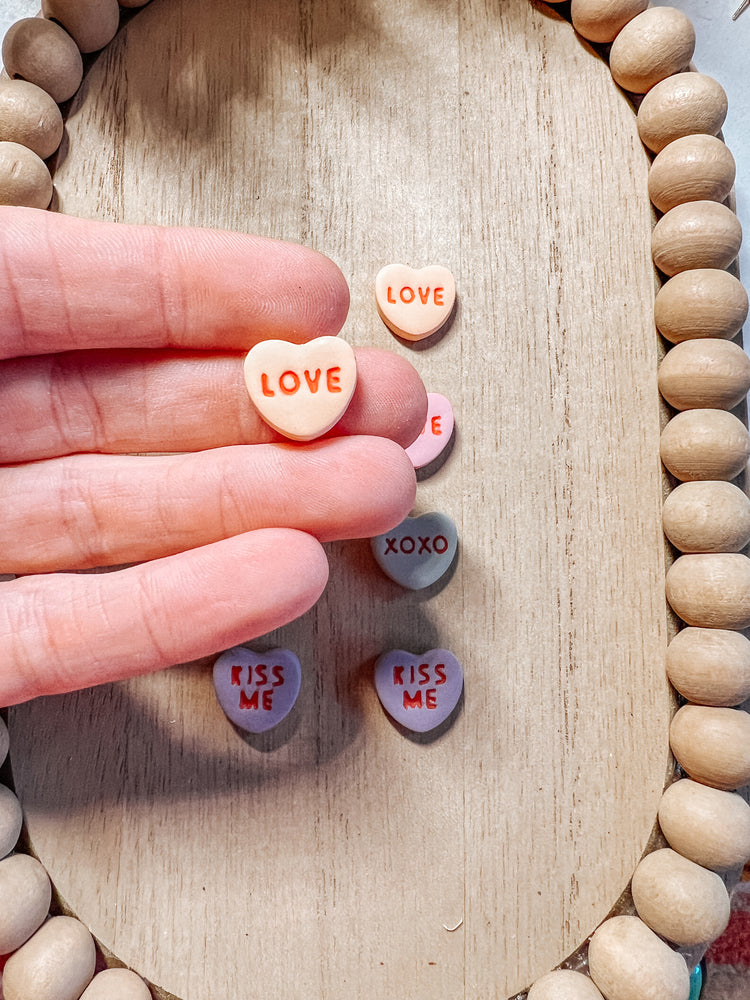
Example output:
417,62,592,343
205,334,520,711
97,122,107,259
7,1,674,997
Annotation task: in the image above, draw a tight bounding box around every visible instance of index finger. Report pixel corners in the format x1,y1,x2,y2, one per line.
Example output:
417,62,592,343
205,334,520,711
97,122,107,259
0,207,350,360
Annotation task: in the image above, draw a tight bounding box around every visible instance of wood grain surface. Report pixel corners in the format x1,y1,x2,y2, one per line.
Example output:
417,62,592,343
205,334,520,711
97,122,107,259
7,1,673,997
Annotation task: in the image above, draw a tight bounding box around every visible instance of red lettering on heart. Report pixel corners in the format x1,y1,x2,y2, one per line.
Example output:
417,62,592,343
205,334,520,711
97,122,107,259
374,649,463,733
214,647,302,733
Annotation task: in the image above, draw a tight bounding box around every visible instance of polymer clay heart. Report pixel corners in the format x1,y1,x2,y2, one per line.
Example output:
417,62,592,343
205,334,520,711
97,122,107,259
405,392,455,469
370,512,458,590
243,337,357,441
375,264,456,341
374,648,463,733
213,646,301,733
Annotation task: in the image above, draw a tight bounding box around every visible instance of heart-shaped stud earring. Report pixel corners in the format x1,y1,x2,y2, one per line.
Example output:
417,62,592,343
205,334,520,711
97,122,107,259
375,264,456,341
371,512,458,590
374,648,463,733
243,337,357,441
405,392,455,470
213,646,302,733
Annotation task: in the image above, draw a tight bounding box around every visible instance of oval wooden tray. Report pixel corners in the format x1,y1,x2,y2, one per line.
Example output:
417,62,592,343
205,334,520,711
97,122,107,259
7,1,674,997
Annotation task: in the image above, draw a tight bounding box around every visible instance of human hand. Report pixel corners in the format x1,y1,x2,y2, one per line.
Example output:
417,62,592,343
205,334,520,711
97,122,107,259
0,208,427,705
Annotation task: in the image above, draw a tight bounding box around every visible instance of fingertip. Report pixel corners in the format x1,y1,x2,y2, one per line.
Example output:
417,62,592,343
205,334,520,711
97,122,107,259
341,347,428,446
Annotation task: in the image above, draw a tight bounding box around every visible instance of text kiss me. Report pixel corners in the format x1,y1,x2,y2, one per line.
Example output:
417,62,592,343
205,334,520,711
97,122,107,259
231,662,285,711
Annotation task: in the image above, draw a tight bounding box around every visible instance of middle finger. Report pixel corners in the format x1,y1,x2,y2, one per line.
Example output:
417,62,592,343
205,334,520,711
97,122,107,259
0,347,426,462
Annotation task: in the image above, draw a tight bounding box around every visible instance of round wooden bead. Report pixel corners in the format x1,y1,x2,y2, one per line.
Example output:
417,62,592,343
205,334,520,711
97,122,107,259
609,7,695,95
570,0,648,45
670,704,750,790
662,481,750,554
0,854,52,953
631,848,730,946
638,73,728,155
658,340,750,412
652,202,742,277
648,135,735,215
528,970,604,1000
660,409,750,482
666,627,750,706
0,80,64,160
0,783,23,860
0,141,53,209
79,968,152,1000
666,553,750,629
655,269,749,345
2,916,96,1000
587,916,690,1000
1,17,83,104
41,0,120,54
658,778,750,870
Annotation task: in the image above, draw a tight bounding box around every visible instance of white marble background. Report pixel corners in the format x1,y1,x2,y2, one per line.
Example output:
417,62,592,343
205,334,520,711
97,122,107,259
1,1,747,278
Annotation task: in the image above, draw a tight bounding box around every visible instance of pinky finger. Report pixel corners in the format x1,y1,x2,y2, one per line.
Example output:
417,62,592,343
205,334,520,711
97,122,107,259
0,529,329,706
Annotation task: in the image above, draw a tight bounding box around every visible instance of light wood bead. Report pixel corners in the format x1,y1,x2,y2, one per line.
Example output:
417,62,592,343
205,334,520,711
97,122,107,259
570,0,648,44
666,627,750,706
660,409,750,482
662,481,750,554
670,704,750,790
658,339,750,412
528,970,605,1000
41,0,120,54
652,201,742,277
666,553,750,629
1,17,83,104
79,968,152,1000
587,916,690,1000
655,269,749,344
0,854,52,954
648,135,735,215
658,778,750,870
608,7,695,95
638,73,728,155
0,141,53,210
2,916,96,1000
0,783,23,859
631,848,730,946
0,80,64,160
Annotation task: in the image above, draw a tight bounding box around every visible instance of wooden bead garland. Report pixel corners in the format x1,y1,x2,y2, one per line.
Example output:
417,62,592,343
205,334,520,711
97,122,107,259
666,553,750,629
1,17,83,104
655,268,748,344
648,134,735,215
0,140,53,209
0,782,24,859
630,847,730,946
79,968,153,1000
40,0,121,55
637,72,728,155
651,201,743,276
660,409,750,482
527,970,604,1000
609,7,695,94
662,481,750,554
0,3,748,999
666,626,750,706
658,778,750,871
670,704,750,791
658,338,750,411
587,916,689,1000
0,853,53,954
570,0,648,45
1,915,97,1000
0,80,64,160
